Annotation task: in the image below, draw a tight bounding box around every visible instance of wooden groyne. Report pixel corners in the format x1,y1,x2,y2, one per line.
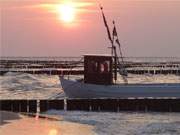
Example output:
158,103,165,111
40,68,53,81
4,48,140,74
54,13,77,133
0,69,84,75
1,68,179,75
1,99,180,113
0,100,37,113
1,57,180,75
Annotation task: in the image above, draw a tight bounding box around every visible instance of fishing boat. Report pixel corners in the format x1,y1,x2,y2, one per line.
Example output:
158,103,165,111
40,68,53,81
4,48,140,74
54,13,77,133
59,6,180,99
59,54,180,98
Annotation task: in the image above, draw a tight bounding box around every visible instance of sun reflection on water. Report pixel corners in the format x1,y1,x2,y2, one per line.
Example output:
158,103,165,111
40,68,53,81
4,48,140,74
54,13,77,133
48,129,58,135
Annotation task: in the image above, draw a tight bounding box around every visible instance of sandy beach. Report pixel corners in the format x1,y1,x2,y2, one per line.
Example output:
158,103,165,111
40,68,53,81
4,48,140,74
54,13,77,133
0,111,95,135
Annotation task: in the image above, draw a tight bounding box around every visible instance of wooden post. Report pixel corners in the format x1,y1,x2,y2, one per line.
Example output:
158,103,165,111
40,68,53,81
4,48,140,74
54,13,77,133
27,101,29,113
114,54,117,82
64,98,67,111
145,105,148,112
89,105,92,111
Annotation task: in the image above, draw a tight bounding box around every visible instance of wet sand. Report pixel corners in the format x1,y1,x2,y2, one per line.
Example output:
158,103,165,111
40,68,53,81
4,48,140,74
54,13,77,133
0,111,95,135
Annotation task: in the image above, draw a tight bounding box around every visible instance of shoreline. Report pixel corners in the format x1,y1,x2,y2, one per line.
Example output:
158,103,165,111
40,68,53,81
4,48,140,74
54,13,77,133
0,111,95,135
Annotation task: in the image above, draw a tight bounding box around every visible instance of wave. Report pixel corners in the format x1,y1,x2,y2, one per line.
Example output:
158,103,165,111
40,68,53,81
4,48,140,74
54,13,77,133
0,72,180,99
46,110,180,135
0,72,64,99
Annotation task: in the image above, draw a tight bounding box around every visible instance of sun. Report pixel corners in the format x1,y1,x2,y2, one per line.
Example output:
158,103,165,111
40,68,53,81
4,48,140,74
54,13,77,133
57,3,75,23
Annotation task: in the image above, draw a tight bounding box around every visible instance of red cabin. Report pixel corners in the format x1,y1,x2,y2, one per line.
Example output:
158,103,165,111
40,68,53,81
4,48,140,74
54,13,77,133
84,54,113,85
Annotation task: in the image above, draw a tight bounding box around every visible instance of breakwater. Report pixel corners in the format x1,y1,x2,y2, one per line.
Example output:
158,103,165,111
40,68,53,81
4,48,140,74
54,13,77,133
1,99,180,113
0,57,180,75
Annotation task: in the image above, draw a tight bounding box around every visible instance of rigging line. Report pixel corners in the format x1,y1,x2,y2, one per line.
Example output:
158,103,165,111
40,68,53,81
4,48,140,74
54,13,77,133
112,22,128,84
66,57,84,77
112,37,128,83
49,67,84,99
97,2,119,81
113,21,125,66
98,4,115,56
95,0,116,57
95,1,126,82
67,57,84,65
112,21,128,76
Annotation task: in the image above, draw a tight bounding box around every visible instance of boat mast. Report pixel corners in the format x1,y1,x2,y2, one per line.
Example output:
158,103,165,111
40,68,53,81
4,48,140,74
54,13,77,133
99,5,117,82
112,21,128,83
99,3,128,83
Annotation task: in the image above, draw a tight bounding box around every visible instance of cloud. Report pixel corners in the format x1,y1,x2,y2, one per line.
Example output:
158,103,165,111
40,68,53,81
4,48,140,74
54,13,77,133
1,1,96,12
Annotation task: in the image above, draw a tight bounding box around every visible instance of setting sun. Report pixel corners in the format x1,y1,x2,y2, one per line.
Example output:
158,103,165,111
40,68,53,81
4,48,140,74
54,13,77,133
57,3,75,23
37,1,94,25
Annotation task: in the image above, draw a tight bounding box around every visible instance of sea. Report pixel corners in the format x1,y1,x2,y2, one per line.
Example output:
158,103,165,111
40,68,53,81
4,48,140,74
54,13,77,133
1,72,180,134
1,72,180,99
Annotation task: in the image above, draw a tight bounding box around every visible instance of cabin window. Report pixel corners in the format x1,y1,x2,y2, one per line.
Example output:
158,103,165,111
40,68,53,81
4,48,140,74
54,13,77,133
99,61,110,73
103,61,110,73
100,63,104,73
88,60,110,73
93,62,98,72
87,61,98,73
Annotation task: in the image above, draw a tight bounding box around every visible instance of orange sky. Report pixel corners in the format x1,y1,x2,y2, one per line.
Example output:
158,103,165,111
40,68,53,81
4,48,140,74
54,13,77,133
1,0,180,57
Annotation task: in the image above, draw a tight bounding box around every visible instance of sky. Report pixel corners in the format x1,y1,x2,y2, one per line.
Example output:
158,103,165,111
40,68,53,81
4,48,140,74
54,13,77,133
1,0,180,57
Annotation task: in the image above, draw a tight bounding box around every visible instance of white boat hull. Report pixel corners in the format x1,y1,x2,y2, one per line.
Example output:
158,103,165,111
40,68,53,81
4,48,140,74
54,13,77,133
59,77,180,99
